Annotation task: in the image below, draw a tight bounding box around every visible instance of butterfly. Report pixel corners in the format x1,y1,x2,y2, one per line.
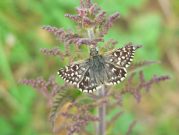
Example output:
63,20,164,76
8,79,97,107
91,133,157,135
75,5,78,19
58,43,142,93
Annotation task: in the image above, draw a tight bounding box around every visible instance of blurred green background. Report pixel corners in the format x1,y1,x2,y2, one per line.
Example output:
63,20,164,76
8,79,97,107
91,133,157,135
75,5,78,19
0,0,179,135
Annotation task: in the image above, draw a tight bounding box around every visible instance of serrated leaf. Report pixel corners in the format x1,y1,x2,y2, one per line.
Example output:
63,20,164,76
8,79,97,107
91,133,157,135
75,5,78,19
49,89,81,127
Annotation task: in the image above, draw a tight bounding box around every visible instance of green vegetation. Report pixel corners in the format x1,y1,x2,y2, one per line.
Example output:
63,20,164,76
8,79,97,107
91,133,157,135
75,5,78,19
0,0,178,135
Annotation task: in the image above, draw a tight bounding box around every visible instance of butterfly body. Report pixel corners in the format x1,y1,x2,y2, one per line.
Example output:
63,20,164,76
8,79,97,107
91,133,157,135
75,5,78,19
89,54,107,84
58,43,141,93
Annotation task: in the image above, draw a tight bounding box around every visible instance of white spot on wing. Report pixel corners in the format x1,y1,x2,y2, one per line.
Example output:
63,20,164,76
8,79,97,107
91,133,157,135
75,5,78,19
117,61,121,65
112,68,116,72
73,82,77,85
113,82,116,84
79,89,83,92
85,77,89,81
83,90,88,92
88,90,93,93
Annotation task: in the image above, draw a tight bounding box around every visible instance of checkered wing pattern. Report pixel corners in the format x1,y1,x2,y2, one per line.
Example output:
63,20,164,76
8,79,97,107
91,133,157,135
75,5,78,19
58,44,141,93
104,63,127,85
77,68,99,93
58,62,89,85
104,44,142,68
58,61,99,93
104,44,141,85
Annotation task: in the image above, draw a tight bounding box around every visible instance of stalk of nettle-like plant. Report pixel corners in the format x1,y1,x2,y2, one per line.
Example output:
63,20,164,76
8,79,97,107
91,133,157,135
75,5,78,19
21,0,169,135
87,26,106,135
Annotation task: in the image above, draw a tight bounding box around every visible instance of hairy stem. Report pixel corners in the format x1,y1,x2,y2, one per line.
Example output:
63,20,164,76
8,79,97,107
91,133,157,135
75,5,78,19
87,28,106,135
97,85,106,135
87,27,95,39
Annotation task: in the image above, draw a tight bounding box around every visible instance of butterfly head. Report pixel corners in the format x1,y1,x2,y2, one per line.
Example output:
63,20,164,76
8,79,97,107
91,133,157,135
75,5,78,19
90,47,99,57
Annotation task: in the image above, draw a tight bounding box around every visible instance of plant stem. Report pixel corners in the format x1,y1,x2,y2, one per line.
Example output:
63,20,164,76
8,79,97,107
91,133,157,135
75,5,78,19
87,27,95,39
97,85,106,135
87,28,106,135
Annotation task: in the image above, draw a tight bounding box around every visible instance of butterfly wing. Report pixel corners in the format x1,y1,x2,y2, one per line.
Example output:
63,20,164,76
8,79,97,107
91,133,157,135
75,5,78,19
77,68,99,93
104,43,142,68
104,62,127,85
58,43,141,92
58,61,89,85
58,60,99,92
104,43,141,85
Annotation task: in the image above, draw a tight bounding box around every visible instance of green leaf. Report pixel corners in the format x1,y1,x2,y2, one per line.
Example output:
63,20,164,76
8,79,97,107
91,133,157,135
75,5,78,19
49,89,81,127
0,117,14,135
